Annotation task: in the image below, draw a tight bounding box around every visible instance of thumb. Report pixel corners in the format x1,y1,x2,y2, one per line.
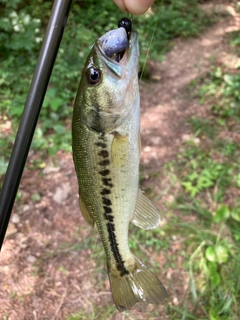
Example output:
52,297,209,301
113,0,155,15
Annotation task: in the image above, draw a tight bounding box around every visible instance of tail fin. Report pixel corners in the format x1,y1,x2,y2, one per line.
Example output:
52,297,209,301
108,257,167,312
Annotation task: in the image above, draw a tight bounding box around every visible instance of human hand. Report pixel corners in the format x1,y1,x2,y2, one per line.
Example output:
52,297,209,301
113,0,155,15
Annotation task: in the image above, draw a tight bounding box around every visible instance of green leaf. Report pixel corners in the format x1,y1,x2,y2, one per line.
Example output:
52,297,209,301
236,173,240,188
223,74,233,85
218,295,234,314
210,270,221,287
53,124,65,134
197,174,213,188
206,245,228,264
182,180,200,197
0,156,8,175
215,245,228,264
51,98,63,111
188,171,198,181
231,208,240,222
209,309,221,320
214,67,222,78
31,193,41,202
213,204,230,223
205,246,217,262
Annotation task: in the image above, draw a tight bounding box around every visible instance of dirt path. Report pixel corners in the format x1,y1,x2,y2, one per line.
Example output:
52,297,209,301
1,4,239,320
140,3,240,168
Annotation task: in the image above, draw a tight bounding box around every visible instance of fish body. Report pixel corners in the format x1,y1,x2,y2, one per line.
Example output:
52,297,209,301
72,27,167,311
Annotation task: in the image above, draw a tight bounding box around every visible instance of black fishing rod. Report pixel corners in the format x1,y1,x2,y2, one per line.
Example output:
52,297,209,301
0,0,73,250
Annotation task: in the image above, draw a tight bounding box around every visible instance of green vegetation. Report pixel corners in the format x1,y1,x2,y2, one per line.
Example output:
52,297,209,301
199,67,240,119
0,0,215,179
161,60,240,319
67,305,118,320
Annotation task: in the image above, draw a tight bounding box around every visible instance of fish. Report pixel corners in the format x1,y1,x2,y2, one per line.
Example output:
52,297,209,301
72,19,167,312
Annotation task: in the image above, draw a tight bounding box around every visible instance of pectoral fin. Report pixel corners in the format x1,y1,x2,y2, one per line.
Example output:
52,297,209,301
131,189,160,230
79,193,95,227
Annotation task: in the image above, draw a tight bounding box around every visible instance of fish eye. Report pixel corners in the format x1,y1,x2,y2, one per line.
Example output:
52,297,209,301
87,67,102,85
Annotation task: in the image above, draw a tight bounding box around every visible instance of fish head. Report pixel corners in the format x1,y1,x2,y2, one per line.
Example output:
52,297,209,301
75,28,139,133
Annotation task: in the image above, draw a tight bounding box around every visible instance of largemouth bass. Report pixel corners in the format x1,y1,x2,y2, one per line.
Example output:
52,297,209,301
72,19,167,311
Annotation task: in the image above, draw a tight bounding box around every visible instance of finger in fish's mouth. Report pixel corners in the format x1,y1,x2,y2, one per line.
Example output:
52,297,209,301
98,17,132,63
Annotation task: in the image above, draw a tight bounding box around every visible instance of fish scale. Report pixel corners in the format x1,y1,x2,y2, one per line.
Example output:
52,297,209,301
72,26,167,311
73,116,139,272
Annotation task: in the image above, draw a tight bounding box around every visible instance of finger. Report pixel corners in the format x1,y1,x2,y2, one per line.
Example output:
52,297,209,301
113,0,155,15
124,0,155,15
113,0,128,13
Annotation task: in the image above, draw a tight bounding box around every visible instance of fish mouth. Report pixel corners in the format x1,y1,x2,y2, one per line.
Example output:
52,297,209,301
96,31,138,76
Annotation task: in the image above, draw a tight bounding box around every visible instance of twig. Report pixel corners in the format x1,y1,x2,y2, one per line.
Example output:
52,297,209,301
51,286,68,320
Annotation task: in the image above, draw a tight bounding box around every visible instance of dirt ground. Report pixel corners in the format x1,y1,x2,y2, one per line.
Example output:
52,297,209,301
1,2,239,319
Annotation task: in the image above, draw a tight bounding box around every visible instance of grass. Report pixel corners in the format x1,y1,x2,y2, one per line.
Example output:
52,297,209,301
161,61,240,319
134,43,240,318
67,305,118,320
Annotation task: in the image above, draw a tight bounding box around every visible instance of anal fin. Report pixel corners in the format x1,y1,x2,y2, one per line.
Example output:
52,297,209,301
131,189,160,230
79,192,95,227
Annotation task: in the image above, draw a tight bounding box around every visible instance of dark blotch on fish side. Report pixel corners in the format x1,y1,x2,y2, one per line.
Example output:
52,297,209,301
107,221,115,231
99,169,110,176
102,178,113,188
102,197,112,206
118,264,129,276
95,142,107,148
104,205,113,214
104,214,114,222
101,188,111,195
99,133,105,140
99,159,110,166
87,104,105,133
107,222,129,276
98,150,109,158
